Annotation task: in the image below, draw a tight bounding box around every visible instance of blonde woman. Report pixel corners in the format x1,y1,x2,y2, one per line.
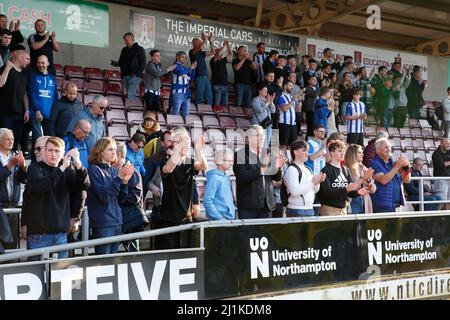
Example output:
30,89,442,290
87,137,134,254
344,144,376,214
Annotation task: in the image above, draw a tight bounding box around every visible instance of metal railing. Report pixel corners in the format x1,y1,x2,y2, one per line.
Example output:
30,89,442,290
1,176,449,263
1,209,450,264
408,176,449,211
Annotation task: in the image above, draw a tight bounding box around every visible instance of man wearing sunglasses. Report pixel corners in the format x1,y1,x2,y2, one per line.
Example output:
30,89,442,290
66,95,107,153
63,119,91,169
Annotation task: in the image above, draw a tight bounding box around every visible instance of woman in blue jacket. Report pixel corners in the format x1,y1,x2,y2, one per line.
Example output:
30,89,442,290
87,137,134,254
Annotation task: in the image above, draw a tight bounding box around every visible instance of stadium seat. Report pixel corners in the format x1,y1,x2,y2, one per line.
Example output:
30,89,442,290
83,80,104,94
399,127,413,139
84,67,103,81
235,118,251,129
190,128,208,144
54,64,64,77
412,139,425,151
391,137,402,151
56,76,63,89
219,116,237,130
424,139,436,152
206,128,226,144
127,111,144,126
106,95,124,110
83,94,96,106
76,92,83,103
408,118,420,129
230,106,247,118
414,151,426,162
189,103,197,115
185,115,202,128
104,69,122,83
106,110,126,125
432,130,443,140
160,87,171,98
405,150,414,162
165,114,184,128
402,138,414,151
105,83,123,96
202,115,221,129
226,129,245,151
107,124,129,142
364,126,376,138
125,97,144,112
64,65,84,79
410,128,422,139
156,113,166,125
197,104,215,116
129,124,140,137
338,125,347,136
387,127,401,138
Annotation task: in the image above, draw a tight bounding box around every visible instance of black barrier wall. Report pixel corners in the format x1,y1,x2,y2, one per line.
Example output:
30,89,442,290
203,216,450,299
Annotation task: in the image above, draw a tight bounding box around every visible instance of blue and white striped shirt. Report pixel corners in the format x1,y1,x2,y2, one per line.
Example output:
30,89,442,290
171,62,195,94
346,100,366,133
254,52,267,83
277,92,296,126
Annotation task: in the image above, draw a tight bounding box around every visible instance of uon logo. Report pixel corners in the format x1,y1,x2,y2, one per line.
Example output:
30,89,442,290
367,229,383,265
250,237,269,279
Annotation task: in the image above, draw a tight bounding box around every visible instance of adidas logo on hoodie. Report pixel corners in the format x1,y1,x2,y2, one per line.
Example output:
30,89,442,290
331,171,348,188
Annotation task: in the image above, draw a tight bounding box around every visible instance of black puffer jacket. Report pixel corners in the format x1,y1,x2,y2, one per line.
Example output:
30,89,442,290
118,42,146,77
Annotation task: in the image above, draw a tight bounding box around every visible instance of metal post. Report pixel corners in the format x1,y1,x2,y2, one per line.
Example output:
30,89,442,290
419,179,425,212
200,225,204,249
82,208,89,256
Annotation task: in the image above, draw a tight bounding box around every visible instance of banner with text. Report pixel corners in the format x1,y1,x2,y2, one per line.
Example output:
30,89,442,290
0,262,47,300
306,38,428,79
0,0,109,47
50,250,204,300
130,10,299,60
203,215,450,299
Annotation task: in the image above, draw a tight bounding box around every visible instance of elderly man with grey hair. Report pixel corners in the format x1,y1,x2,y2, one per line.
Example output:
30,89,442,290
0,128,26,208
369,137,411,213
65,95,107,153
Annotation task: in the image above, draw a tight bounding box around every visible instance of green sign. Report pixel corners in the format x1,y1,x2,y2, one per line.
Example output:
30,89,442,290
0,0,109,47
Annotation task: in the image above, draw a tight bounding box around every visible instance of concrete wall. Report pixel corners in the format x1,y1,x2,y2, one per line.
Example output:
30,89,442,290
423,56,448,102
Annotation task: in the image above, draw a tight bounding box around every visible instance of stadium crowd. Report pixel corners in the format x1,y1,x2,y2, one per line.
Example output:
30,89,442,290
0,16,449,256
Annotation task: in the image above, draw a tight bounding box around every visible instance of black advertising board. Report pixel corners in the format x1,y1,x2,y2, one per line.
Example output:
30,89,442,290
130,10,299,59
50,249,204,300
203,215,450,299
0,262,47,300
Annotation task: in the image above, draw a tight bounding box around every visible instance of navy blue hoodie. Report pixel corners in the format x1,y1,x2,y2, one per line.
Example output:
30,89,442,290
87,163,128,228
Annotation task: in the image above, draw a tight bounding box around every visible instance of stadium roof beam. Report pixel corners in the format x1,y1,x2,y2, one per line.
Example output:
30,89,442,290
351,11,450,34
243,0,381,32
408,36,450,56
393,0,450,14
318,22,429,50
116,0,259,23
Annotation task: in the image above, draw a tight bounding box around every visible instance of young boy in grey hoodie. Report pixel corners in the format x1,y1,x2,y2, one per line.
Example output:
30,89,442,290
204,148,235,220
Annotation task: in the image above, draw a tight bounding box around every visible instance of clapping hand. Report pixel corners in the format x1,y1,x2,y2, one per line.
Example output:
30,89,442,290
118,163,135,183
66,148,82,169
357,187,370,196
312,172,326,185
362,167,374,181
195,135,205,155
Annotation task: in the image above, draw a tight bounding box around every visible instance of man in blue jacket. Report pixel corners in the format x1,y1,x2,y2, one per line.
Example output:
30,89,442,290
64,119,91,168
27,54,58,145
370,138,411,213
204,148,235,220
66,95,107,153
